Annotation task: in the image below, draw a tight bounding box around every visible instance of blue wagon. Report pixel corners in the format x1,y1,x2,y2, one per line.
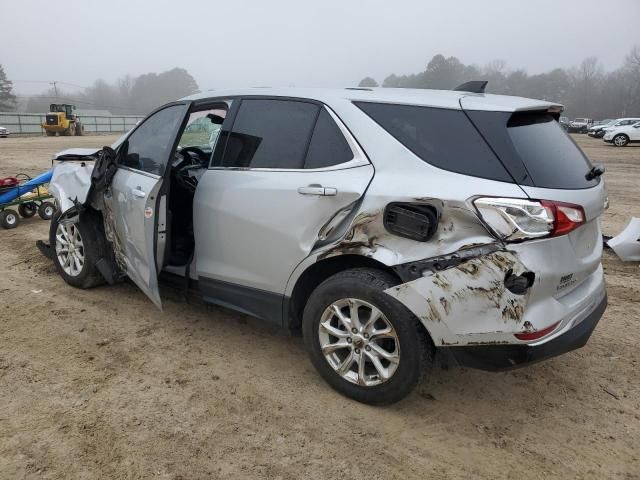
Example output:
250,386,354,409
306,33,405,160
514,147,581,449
0,169,56,229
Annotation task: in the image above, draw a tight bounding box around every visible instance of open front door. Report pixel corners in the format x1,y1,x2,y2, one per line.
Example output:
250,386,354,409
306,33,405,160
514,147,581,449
105,102,190,308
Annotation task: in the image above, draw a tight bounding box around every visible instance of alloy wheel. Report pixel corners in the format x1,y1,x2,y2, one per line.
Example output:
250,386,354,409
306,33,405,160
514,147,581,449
614,135,628,146
55,221,85,277
318,298,400,387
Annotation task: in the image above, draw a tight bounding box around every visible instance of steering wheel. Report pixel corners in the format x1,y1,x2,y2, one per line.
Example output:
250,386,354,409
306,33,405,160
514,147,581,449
179,146,208,164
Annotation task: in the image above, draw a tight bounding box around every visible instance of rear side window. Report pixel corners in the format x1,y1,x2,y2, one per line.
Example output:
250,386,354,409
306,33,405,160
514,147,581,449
304,109,353,169
355,102,512,182
222,99,319,169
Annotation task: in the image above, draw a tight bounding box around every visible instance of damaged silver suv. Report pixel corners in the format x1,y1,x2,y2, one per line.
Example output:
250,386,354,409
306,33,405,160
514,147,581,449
46,85,608,404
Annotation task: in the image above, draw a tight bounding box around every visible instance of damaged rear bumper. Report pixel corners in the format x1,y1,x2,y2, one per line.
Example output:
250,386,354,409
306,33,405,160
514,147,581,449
443,293,607,371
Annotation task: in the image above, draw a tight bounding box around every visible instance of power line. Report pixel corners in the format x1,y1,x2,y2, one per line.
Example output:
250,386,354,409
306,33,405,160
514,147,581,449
15,94,141,114
13,79,89,89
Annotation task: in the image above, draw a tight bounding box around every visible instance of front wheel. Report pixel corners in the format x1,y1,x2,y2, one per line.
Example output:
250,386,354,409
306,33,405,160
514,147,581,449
49,209,105,289
303,268,433,405
613,134,629,147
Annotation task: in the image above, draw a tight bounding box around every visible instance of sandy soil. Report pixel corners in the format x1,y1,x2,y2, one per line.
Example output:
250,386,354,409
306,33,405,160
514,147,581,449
0,134,638,479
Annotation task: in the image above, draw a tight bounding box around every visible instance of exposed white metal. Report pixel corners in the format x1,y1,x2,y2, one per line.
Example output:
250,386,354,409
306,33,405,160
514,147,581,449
607,218,640,261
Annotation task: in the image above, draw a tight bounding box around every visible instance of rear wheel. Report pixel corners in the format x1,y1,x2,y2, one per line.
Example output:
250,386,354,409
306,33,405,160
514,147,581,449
38,201,56,220
18,202,37,218
75,122,83,136
303,268,433,405
0,209,20,229
49,209,105,288
613,134,629,147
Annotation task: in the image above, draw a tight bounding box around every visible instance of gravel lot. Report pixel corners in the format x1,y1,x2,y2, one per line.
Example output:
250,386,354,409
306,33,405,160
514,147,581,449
0,134,638,479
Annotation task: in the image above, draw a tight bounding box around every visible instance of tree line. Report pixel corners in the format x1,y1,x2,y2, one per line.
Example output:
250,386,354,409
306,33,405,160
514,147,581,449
359,46,640,120
0,67,199,116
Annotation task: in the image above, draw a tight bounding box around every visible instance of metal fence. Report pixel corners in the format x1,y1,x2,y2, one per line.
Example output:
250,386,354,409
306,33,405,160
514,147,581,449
0,112,144,135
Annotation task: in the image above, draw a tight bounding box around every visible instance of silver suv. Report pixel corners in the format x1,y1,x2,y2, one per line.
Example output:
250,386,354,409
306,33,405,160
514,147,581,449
46,87,608,404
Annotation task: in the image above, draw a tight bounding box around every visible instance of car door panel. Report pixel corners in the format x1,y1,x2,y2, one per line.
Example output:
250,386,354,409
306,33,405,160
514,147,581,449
104,102,190,308
106,169,165,307
193,164,374,294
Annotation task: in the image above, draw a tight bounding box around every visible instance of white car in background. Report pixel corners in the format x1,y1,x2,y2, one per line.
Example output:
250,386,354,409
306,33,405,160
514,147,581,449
0,126,9,138
603,121,640,146
593,118,640,139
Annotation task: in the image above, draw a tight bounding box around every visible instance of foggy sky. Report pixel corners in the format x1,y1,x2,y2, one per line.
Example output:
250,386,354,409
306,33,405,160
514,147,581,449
2,0,639,95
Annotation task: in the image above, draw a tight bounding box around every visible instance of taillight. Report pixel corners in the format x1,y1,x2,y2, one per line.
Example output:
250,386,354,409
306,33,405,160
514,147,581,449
473,197,585,241
540,200,586,237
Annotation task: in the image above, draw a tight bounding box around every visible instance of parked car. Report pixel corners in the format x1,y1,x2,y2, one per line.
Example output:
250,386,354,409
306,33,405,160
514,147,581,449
45,87,608,405
603,120,640,146
0,126,9,137
591,117,640,139
568,118,593,133
588,120,616,138
559,116,569,130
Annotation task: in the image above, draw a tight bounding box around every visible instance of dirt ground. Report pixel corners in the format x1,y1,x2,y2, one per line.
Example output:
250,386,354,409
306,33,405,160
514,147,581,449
0,134,638,479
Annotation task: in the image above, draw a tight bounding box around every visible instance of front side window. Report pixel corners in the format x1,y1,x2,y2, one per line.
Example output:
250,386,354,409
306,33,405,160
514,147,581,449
221,99,319,169
121,105,186,175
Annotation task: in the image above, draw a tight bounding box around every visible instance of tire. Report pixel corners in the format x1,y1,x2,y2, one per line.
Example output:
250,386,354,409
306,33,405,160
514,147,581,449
75,122,83,136
49,209,106,289
0,209,20,229
613,134,629,147
302,268,434,405
38,201,56,220
18,202,37,218
45,130,56,137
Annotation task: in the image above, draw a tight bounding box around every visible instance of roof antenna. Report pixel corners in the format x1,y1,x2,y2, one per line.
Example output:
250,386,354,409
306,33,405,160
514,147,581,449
454,80,488,94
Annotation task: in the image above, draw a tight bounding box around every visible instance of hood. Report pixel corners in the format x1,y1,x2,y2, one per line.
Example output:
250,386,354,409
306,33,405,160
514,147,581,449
52,148,102,161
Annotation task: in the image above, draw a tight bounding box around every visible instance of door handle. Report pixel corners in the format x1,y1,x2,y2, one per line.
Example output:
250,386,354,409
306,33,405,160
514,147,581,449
297,185,338,196
131,188,146,198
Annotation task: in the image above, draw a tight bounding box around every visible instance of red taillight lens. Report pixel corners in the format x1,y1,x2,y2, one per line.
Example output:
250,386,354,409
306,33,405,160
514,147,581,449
514,321,560,341
540,200,586,237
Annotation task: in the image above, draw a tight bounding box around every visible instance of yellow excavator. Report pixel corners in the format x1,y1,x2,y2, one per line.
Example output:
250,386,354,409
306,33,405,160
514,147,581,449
41,104,83,136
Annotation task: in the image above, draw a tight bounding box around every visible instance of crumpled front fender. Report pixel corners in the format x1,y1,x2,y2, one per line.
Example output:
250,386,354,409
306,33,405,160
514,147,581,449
49,161,95,215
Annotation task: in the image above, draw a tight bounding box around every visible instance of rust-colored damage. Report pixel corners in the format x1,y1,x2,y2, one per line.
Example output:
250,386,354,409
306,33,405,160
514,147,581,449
318,209,384,259
385,249,533,344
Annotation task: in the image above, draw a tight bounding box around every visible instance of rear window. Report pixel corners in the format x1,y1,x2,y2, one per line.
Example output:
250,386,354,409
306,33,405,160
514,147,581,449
506,113,596,189
465,110,598,189
355,102,512,182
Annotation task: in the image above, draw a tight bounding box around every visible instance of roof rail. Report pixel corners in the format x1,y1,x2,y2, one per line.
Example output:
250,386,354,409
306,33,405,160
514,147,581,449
453,80,488,94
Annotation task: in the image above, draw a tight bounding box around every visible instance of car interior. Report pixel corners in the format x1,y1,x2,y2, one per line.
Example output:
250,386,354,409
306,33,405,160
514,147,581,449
165,104,228,267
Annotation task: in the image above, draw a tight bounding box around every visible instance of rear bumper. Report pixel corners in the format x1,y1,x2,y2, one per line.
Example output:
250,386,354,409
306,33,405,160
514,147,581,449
444,293,607,371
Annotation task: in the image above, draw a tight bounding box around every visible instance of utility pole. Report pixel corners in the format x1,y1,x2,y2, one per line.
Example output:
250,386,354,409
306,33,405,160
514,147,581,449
50,81,58,98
